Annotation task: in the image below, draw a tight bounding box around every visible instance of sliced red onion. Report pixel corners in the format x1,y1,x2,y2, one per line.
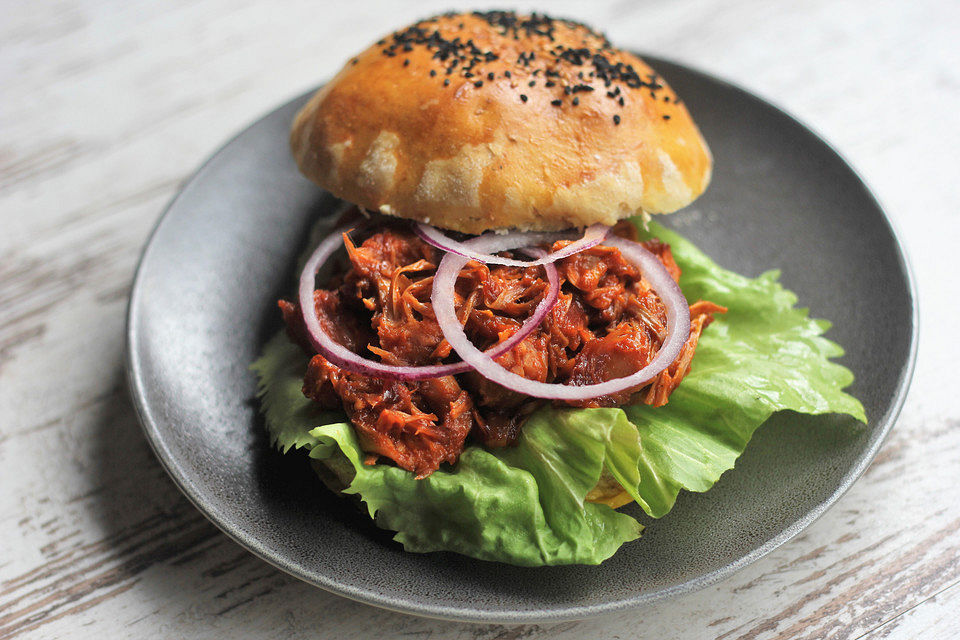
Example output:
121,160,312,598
415,222,610,267
432,234,692,400
299,226,560,380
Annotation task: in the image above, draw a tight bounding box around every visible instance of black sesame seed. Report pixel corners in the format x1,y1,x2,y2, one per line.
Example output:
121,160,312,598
403,59,410,66
572,97,579,106
380,20,501,80
528,80,536,87
613,115,621,125
662,114,671,120
551,99,562,106
380,13,673,114
618,96,624,106
520,94,528,102
443,78,450,86
430,69,437,77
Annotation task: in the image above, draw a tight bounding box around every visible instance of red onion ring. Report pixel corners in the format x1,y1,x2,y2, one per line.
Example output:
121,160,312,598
415,222,610,267
299,226,560,380
432,234,692,400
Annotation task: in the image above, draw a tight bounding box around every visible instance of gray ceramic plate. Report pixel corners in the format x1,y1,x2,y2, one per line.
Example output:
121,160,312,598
126,57,917,623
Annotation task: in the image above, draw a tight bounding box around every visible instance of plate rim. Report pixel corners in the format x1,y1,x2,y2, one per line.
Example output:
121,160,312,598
125,54,919,623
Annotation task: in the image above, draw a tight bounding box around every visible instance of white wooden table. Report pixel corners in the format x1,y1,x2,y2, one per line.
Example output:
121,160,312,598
2,1,958,638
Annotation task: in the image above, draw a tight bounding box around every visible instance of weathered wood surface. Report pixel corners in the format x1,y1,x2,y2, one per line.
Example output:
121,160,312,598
1,0,958,638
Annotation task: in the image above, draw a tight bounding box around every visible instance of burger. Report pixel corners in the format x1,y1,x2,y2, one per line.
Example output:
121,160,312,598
253,11,865,566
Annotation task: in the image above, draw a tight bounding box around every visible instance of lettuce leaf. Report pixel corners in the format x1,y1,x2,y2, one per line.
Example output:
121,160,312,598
251,219,865,565
626,222,866,517
252,333,643,565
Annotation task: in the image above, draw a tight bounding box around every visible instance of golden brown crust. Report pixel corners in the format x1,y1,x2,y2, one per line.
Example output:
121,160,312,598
291,12,711,234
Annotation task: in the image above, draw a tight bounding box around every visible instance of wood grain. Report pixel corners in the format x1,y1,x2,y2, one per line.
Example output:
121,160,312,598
1,0,958,638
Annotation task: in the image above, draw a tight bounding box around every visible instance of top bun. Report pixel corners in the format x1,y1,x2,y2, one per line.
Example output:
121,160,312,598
291,11,712,234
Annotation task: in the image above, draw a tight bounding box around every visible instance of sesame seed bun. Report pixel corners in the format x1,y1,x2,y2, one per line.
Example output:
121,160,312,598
291,11,712,234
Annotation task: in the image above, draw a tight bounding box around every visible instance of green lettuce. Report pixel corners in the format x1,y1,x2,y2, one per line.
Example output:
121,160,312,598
251,220,865,565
